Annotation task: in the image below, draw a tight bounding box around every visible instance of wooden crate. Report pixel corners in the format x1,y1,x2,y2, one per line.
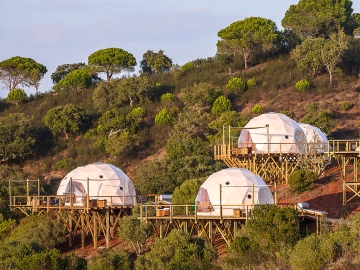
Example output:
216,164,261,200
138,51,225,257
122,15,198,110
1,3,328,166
234,147,249,155
233,209,241,217
90,199,97,207
156,208,170,217
97,200,107,207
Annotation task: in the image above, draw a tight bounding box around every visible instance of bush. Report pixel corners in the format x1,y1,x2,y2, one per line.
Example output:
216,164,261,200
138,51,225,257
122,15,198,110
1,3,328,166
154,108,178,126
224,204,300,269
55,158,73,170
160,93,175,102
226,77,246,93
288,169,317,194
280,110,294,118
6,88,27,105
135,230,217,270
88,249,133,270
301,105,336,135
180,61,195,73
295,79,310,93
247,78,257,87
339,101,353,111
211,96,231,115
289,233,339,270
251,104,263,114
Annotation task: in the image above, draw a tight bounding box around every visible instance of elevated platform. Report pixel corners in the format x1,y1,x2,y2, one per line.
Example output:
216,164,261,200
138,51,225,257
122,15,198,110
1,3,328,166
214,138,360,186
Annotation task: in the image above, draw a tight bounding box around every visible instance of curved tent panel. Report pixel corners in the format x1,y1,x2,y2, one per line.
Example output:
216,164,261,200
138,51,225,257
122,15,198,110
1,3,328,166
298,123,329,153
195,168,274,216
57,162,136,206
238,112,306,154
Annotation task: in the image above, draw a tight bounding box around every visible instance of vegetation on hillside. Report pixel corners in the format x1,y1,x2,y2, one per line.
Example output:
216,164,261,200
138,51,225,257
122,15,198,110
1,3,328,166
0,0,360,268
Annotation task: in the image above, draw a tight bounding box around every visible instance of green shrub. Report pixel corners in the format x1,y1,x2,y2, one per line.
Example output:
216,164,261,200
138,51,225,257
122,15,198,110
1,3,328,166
288,169,317,194
301,104,336,135
211,96,231,115
180,61,195,73
55,158,73,170
251,104,263,114
225,205,300,269
289,233,339,270
226,77,246,93
154,108,178,126
160,93,175,102
295,79,310,93
88,249,133,270
6,88,27,105
339,101,353,111
280,110,294,118
135,230,217,269
247,78,257,87
128,107,146,120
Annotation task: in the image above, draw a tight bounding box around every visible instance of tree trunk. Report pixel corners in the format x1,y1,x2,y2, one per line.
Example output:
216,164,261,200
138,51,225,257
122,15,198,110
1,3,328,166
106,72,111,82
243,52,250,70
329,71,333,85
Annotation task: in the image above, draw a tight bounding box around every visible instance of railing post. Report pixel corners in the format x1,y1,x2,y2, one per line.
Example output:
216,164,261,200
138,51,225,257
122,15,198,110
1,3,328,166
266,124,270,153
220,184,222,222
70,177,73,210
122,177,125,207
87,177,89,212
274,182,277,205
252,184,255,207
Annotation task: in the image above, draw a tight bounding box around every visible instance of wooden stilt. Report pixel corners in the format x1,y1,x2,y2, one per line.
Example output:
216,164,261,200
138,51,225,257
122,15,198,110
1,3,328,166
106,209,110,249
81,214,85,248
93,213,98,248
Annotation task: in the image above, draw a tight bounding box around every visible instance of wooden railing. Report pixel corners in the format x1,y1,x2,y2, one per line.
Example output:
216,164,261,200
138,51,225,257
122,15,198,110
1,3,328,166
214,139,360,159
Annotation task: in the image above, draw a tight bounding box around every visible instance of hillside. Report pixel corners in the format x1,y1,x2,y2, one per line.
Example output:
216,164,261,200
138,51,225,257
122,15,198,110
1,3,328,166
1,48,360,270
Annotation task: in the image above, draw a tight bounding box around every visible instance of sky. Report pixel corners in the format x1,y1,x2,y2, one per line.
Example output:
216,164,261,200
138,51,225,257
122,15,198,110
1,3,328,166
1,0,359,98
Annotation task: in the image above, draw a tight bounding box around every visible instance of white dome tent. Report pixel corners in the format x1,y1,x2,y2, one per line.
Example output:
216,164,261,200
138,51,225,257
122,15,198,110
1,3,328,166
195,168,274,216
298,123,329,153
57,162,136,206
238,112,306,154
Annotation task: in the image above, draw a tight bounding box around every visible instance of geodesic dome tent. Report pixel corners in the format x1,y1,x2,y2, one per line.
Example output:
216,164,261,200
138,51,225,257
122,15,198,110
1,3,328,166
57,162,136,206
238,112,306,154
195,168,274,216
298,123,329,153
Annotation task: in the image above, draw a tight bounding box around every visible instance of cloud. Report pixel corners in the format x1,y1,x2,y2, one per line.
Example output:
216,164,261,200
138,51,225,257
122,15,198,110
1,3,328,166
34,23,65,42
39,0,90,12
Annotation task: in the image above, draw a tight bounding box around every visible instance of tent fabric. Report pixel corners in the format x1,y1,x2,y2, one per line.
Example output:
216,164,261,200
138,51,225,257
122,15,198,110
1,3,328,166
196,187,214,212
195,168,274,215
57,162,136,205
298,123,329,153
238,129,253,148
238,112,306,154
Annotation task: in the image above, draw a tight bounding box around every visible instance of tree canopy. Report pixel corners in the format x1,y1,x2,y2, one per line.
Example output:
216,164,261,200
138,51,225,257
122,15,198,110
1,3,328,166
53,69,93,92
88,48,136,82
291,33,348,84
92,76,153,111
217,17,278,69
0,56,47,91
51,63,101,85
6,88,27,105
282,0,355,38
0,113,36,162
140,50,172,74
43,104,87,139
